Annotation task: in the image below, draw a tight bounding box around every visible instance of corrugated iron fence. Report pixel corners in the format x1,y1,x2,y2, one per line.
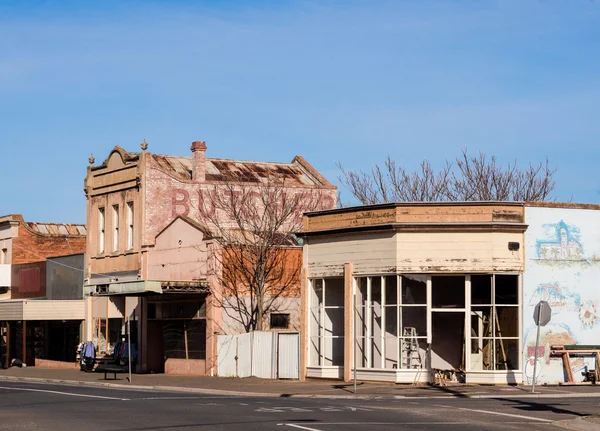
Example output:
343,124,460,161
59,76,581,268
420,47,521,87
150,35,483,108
216,331,299,379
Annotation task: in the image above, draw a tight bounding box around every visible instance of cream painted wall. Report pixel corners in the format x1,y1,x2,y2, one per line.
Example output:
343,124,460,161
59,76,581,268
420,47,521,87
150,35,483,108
305,229,524,277
397,231,523,273
305,231,397,277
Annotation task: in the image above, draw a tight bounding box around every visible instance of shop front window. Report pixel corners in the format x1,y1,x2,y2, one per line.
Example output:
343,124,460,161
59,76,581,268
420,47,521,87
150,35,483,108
309,277,344,366
470,274,520,371
356,275,427,370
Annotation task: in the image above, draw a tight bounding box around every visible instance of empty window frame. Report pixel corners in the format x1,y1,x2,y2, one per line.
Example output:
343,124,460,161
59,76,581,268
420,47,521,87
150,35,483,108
112,204,119,252
270,313,290,329
355,275,427,370
470,274,520,371
127,201,134,249
309,277,344,367
98,207,105,254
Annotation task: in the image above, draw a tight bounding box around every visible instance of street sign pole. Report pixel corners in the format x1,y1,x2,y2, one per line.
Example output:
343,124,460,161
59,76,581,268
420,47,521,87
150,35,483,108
353,292,357,394
531,305,542,393
531,300,551,393
127,319,132,384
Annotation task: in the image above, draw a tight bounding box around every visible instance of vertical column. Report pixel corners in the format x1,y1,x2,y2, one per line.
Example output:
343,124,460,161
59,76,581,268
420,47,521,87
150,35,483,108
299,267,308,381
22,321,27,365
366,277,371,368
343,262,354,382
465,275,471,373
426,275,432,373
6,322,10,368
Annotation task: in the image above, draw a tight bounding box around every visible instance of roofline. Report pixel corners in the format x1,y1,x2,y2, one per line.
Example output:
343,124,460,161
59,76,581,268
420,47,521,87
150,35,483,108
304,201,525,217
0,214,86,237
298,222,529,238
292,155,335,188
525,201,600,210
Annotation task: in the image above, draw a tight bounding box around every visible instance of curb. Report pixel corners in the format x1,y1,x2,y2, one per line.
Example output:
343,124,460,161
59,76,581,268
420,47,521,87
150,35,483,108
553,417,600,431
1,375,600,400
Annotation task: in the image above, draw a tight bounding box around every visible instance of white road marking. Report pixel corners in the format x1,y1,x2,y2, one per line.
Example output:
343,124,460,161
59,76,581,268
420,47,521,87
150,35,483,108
455,407,553,423
279,424,323,431
139,396,206,400
0,386,129,401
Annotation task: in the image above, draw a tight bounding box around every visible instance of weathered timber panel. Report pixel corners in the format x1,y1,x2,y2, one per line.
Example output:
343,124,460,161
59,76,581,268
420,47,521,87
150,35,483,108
395,205,523,224
396,231,523,273
304,208,397,232
306,232,397,277
23,300,86,320
304,204,524,233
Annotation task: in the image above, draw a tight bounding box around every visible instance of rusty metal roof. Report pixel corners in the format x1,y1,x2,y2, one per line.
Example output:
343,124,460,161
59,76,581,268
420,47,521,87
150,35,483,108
26,222,87,237
152,155,319,186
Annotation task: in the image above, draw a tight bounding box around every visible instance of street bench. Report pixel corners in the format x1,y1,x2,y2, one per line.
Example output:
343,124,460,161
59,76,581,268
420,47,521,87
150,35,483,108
97,366,127,380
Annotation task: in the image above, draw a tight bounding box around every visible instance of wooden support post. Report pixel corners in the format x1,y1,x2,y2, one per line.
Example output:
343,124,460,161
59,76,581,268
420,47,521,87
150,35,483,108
184,322,189,360
6,322,10,368
563,352,574,383
22,321,26,364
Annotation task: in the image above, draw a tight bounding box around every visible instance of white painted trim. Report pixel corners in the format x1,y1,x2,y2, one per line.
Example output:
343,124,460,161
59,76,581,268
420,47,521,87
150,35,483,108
306,366,343,379
466,370,523,385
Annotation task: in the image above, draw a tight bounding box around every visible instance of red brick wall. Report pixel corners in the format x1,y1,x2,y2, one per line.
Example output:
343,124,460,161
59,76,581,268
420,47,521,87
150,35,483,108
11,215,86,265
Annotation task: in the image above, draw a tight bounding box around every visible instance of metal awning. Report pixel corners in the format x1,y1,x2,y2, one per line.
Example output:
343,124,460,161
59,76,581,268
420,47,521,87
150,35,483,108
0,299,86,321
84,280,163,297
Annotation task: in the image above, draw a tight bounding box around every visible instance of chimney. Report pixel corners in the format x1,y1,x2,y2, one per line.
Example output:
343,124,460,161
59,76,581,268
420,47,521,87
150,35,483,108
191,141,207,182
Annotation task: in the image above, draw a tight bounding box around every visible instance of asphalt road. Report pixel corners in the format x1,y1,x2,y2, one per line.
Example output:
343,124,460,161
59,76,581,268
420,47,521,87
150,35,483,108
0,381,598,430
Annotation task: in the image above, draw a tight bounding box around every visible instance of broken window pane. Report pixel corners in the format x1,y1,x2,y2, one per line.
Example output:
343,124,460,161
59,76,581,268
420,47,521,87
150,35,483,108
325,277,344,306
324,337,344,366
432,276,465,308
371,276,382,305
385,275,398,305
495,307,518,338
312,279,323,307
402,275,426,304
470,337,492,370
385,336,398,369
384,305,398,337
400,307,426,337
400,338,427,369
495,275,518,305
325,308,344,337
310,336,321,366
471,275,492,305
494,339,519,370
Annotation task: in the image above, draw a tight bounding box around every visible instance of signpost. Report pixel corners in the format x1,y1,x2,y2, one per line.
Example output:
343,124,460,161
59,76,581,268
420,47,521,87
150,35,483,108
353,292,357,394
531,300,551,393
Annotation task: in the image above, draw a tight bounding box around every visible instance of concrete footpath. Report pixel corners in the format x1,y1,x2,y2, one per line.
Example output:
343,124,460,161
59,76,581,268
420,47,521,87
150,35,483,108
1,366,600,401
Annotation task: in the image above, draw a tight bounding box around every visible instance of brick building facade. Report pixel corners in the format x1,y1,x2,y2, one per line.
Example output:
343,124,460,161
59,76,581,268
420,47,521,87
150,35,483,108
83,140,336,375
0,214,86,368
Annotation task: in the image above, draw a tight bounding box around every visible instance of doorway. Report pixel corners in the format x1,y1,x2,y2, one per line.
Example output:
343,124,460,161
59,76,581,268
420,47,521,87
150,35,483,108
431,276,466,371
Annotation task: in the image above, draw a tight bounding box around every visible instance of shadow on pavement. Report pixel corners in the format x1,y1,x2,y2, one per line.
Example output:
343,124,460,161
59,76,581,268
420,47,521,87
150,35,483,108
497,398,588,417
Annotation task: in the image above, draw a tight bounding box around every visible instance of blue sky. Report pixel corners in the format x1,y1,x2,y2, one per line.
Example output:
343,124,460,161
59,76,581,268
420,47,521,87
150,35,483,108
1,0,599,223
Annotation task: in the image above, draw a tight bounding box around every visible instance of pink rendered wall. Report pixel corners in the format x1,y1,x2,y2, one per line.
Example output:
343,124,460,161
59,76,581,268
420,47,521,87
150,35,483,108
146,218,208,281
143,158,337,247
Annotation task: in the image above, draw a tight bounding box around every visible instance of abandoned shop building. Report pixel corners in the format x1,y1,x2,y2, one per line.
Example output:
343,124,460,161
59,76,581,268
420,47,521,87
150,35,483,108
83,140,337,375
0,214,87,368
299,202,600,385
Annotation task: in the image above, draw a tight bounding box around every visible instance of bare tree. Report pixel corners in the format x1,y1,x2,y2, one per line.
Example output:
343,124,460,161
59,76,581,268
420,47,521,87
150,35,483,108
338,149,556,204
198,177,330,332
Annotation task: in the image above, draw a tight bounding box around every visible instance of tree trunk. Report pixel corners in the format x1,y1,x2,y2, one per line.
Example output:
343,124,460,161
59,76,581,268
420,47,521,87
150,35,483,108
256,294,264,331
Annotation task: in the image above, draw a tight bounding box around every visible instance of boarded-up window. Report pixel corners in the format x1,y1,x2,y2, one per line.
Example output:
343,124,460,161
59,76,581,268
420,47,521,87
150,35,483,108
19,268,40,292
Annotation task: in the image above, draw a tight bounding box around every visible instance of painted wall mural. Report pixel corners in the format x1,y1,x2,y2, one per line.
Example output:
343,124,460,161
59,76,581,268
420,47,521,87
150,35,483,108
523,207,600,384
